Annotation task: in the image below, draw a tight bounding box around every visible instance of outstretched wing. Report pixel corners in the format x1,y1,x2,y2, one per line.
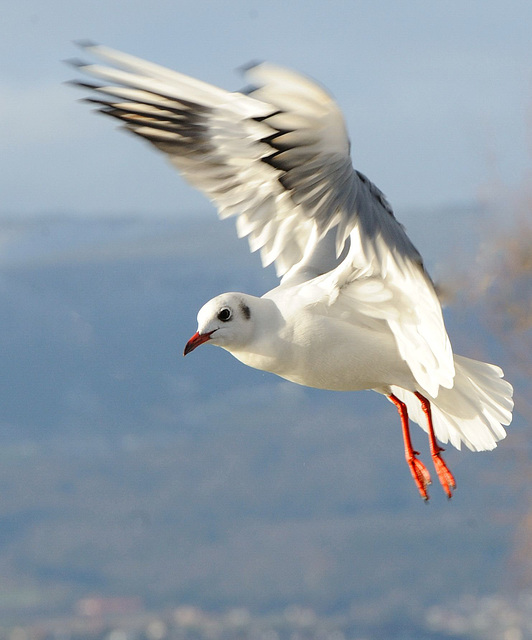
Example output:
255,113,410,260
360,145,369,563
72,43,454,395
71,43,350,279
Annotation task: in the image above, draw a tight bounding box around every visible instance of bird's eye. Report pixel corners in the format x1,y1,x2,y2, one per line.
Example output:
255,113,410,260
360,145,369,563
217,307,232,322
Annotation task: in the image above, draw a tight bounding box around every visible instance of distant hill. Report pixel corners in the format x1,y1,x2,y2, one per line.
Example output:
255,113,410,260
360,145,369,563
0,212,523,636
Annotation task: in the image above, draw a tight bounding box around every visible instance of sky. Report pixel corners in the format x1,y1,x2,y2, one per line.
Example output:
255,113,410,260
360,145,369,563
1,1,532,220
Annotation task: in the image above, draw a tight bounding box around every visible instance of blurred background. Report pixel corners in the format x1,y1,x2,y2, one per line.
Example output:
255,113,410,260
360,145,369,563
0,2,531,639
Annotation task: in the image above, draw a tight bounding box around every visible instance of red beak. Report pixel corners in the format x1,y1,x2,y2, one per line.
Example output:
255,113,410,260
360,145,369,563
183,330,213,356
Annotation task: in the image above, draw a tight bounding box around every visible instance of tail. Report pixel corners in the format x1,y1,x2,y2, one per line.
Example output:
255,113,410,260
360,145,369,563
390,355,514,451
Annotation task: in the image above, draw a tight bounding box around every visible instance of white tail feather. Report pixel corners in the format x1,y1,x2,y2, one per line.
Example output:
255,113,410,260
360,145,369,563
390,355,514,451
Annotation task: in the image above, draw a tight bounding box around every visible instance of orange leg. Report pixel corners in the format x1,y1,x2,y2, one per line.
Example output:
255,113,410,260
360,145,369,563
389,394,432,500
415,392,457,499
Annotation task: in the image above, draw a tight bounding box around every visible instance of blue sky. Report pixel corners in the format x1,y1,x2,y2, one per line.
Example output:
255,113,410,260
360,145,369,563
2,1,531,219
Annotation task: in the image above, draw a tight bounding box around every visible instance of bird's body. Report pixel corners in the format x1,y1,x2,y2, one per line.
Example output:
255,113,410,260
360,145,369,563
207,290,413,393
73,43,513,499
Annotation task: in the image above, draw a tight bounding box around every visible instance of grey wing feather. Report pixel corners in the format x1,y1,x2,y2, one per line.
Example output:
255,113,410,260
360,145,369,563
71,44,421,281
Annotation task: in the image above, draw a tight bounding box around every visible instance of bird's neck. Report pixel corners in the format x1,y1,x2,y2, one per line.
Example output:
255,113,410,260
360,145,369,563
227,296,291,377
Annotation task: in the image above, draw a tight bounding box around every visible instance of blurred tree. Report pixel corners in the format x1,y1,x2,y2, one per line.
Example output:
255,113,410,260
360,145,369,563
470,187,532,589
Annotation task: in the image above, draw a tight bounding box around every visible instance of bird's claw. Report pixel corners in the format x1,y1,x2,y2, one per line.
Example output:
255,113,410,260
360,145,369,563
432,452,456,499
407,454,432,501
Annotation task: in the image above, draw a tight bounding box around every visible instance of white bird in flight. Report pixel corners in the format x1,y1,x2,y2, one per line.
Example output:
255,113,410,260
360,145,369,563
72,43,513,500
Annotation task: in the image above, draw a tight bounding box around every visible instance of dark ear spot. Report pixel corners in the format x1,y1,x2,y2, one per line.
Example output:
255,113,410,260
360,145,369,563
240,302,251,320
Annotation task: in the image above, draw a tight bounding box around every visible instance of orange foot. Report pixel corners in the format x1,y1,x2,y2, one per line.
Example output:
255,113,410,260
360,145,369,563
432,449,457,499
406,451,432,501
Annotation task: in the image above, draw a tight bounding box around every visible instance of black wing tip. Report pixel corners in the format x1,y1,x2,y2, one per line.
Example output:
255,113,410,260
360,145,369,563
73,39,99,50
63,57,88,69
238,59,264,75
64,79,100,90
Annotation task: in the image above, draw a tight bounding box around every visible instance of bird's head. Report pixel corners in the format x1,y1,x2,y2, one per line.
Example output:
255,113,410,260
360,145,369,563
184,293,255,356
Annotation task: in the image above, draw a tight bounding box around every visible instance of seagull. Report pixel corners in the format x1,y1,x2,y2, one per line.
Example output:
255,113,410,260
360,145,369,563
71,43,513,500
